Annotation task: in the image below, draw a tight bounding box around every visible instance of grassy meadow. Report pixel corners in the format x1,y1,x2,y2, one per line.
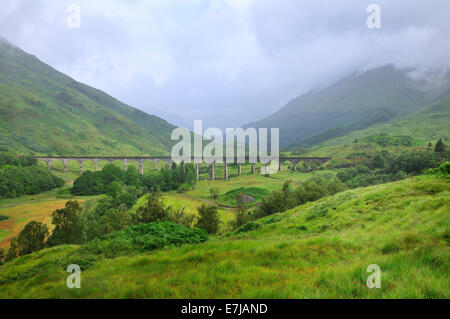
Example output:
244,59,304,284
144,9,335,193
0,175,448,298
0,186,104,249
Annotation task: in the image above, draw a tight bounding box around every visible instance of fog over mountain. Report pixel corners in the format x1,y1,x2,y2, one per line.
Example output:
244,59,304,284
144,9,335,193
1,0,449,129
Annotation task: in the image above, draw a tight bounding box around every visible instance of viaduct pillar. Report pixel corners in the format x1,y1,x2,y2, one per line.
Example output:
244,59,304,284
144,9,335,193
224,163,228,180
78,159,84,175
138,159,144,175
291,160,297,171
209,163,215,181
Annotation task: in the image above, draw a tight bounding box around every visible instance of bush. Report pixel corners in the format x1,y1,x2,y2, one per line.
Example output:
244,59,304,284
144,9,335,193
230,210,253,230
166,208,196,228
254,177,347,218
72,163,196,196
428,161,450,178
177,183,191,193
0,215,9,222
132,192,168,224
434,138,446,153
47,200,84,246
142,163,196,192
81,222,208,258
71,171,106,195
196,204,220,234
0,152,37,167
6,221,49,260
335,149,449,189
0,166,64,198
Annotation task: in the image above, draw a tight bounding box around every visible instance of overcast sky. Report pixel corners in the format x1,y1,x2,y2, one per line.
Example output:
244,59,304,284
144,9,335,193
1,0,449,129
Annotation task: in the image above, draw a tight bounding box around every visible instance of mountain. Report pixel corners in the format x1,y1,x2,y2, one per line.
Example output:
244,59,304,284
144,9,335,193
247,65,449,149
0,38,176,156
314,90,450,149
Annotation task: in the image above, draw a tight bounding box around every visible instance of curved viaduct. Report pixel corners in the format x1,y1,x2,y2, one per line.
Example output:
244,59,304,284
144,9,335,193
37,156,331,181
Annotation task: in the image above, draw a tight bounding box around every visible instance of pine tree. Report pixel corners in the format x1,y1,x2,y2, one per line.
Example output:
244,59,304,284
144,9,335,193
434,138,446,152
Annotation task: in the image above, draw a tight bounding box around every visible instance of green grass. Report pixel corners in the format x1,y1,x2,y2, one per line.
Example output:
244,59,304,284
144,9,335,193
0,175,448,298
294,93,450,159
216,187,270,207
0,187,104,248
182,167,336,207
134,193,235,233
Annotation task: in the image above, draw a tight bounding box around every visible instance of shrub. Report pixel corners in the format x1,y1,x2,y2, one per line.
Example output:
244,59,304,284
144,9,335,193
166,207,196,228
142,163,196,192
0,214,9,222
81,222,208,258
434,138,446,153
429,161,450,178
132,192,168,224
229,210,252,230
0,166,64,198
47,200,84,246
177,183,191,193
6,221,49,260
254,177,346,218
196,204,220,234
71,171,104,195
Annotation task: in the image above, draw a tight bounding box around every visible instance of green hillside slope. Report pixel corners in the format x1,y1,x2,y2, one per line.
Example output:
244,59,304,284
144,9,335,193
0,176,448,298
300,91,449,158
316,90,450,147
248,65,448,148
0,38,175,156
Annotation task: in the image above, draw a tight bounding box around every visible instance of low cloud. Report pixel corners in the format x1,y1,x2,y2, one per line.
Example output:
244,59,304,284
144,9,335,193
1,0,449,129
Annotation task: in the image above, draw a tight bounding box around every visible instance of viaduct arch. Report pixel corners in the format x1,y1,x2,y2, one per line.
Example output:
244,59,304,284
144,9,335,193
37,156,331,181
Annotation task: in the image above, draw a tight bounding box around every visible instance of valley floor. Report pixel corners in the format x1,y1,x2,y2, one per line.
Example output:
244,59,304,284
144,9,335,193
0,175,448,298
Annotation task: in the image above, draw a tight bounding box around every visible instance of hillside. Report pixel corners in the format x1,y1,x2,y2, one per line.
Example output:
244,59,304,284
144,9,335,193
315,91,450,147
299,91,450,158
0,38,175,156
0,175,448,298
248,65,449,149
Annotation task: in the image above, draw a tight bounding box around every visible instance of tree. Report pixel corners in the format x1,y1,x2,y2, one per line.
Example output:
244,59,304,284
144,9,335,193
71,171,103,195
230,193,250,230
434,138,446,153
104,181,122,198
98,204,131,235
7,221,49,258
132,192,168,224
196,204,220,234
47,200,84,246
327,177,347,195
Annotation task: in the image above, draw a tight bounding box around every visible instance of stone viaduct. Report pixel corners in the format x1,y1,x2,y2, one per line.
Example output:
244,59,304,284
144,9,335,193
37,156,331,181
